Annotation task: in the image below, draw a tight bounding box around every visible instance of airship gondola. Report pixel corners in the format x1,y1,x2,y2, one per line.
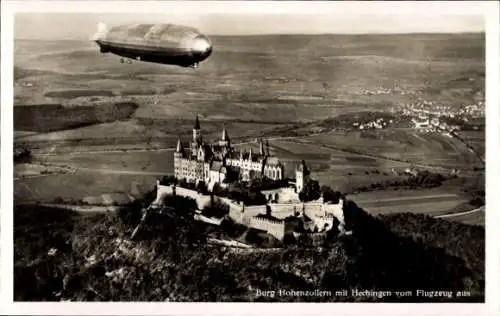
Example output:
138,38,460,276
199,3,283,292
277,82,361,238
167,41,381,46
93,22,212,68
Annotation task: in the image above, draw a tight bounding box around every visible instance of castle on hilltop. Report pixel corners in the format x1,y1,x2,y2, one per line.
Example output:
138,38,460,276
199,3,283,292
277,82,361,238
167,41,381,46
174,115,309,190
161,116,348,242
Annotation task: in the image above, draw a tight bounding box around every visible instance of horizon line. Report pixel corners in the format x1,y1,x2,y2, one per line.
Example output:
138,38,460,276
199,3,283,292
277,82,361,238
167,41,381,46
14,31,486,41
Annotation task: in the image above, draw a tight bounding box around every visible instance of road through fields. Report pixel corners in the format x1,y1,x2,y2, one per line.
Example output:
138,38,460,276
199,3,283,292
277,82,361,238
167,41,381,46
31,132,475,174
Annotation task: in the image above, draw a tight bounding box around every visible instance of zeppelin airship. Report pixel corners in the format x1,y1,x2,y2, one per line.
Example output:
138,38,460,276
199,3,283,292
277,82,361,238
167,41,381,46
93,22,212,68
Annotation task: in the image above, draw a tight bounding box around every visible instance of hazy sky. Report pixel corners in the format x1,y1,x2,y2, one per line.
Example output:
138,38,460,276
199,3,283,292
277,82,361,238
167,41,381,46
14,13,484,39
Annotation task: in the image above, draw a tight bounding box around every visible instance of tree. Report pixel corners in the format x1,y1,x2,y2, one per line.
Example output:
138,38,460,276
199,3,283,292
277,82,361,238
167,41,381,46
282,233,297,247
14,147,33,164
201,198,230,219
265,205,272,216
321,185,342,203
212,183,223,195
224,168,239,184
196,181,208,195
299,180,321,202
178,178,188,188
160,175,177,186
297,233,313,248
249,178,263,192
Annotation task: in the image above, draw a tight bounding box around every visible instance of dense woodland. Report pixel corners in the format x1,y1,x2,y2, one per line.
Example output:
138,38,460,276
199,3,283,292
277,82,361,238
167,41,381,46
14,102,139,133
14,147,33,164
350,171,455,193
14,188,484,302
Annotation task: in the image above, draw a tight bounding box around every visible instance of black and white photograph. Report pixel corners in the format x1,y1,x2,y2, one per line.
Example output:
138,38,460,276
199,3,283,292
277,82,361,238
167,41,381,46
1,0,499,314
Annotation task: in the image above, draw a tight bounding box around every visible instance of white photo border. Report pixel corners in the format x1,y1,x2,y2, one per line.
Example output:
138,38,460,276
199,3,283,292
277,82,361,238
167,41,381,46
1,1,499,315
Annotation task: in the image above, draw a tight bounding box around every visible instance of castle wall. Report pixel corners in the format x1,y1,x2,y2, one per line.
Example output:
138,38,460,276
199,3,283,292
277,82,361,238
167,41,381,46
194,214,224,226
262,187,299,203
154,183,344,240
225,200,246,224
242,205,267,217
268,204,299,218
303,204,323,217
156,184,250,224
248,217,285,240
156,184,211,210
323,200,344,223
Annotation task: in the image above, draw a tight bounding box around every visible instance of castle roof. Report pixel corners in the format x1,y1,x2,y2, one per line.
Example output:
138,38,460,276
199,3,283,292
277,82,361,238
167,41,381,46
241,151,264,162
226,150,240,160
208,160,227,174
265,156,282,167
210,160,223,171
302,213,313,222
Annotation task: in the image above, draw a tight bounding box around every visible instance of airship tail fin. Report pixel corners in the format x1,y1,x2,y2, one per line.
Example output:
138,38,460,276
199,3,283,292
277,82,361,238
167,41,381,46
92,22,109,41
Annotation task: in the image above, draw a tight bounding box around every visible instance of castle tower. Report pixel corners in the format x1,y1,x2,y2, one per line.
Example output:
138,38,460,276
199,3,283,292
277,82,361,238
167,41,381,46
266,139,270,156
191,115,201,154
259,138,265,155
219,126,230,148
193,115,201,142
175,137,184,154
174,137,184,179
296,160,310,193
249,148,252,161
239,147,244,161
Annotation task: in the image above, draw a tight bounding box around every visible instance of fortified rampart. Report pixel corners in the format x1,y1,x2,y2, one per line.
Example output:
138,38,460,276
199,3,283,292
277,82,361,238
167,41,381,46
194,213,224,226
245,217,285,240
155,182,246,223
154,182,345,240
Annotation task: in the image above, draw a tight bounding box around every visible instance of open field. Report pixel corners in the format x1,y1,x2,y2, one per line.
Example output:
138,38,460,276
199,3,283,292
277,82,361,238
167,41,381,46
444,208,485,226
365,200,468,216
14,101,139,133
14,171,157,204
457,130,486,155
35,149,176,174
14,34,484,156
314,171,407,193
15,34,484,125
13,34,485,222
301,129,480,169
349,189,484,225
353,192,468,215
15,128,483,212
16,118,287,154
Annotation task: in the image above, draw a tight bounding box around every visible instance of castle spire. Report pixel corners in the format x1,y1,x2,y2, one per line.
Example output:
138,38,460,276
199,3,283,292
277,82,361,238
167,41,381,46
193,115,201,142
259,138,264,155
221,126,228,141
249,148,252,161
194,114,200,130
176,137,183,152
